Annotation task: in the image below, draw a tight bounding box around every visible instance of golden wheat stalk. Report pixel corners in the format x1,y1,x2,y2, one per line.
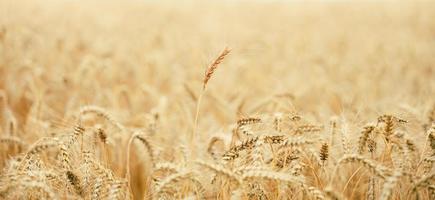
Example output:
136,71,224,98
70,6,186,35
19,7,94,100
203,47,231,90
191,47,231,142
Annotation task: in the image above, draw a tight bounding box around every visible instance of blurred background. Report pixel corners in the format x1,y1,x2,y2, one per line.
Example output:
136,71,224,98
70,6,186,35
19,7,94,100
1,0,434,133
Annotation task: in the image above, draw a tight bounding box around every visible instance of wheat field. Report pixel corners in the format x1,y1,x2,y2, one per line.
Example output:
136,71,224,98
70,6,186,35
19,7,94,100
0,0,434,199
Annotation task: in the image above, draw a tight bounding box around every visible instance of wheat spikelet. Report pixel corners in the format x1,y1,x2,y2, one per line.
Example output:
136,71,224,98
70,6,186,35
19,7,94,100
18,138,58,171
289,115,302,121
237,126,254,136
358,124,375,154
20,181,57,199
380,171,402,200
58,141,72,171
222,150,240,161
402,136,418,169
289,163,304,177
192,47,231,142
0,136,26,154
155,171,191,197
135,134,155,165
95,128,107,144
101,180,127,200
223,136,260,161
73,123,85,136
179,142,191,163
378,114,407,124
337,154,391,179
405,138,417,152
340,119,351,155
66,170,83,197
246,182,267,200
427,124,435,155
88,155,115,184
390,143,405,170
367,138,377,153
0,136,26,147
91,177,104,200
377,115,407,140
273,112,283,132
422,156,434,174
305,185,325,200
0,172,29,193
79,105,125,131
366,177,376,200
203,47,231,90
237,117,261,128
263,135,286,144
281,136,314,147
89,161,116,199
234,165,270,174
307,147,323,167
154,162,182,173
319,142,329,164
0,176,57,199
241,169,303,185
196,160,242,185
23,138,57,157
81,150,93,187
125,131,154,194
295,124,323,134
243,140,264,167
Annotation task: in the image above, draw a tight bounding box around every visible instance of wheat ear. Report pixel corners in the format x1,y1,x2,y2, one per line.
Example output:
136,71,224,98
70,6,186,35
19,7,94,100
79,105,125,131
203,47,231,90
196,160,242,185
192,47,231,141
380,171,402,200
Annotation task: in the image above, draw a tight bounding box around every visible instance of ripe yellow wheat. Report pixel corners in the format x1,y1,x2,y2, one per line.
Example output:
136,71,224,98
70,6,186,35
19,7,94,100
0,0,434,199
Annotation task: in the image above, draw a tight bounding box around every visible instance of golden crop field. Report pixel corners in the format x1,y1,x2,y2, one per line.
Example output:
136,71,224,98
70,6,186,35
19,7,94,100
0,0,434,199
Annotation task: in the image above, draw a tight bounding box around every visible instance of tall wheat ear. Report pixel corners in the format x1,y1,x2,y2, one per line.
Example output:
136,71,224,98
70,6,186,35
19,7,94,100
192,47,231,141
